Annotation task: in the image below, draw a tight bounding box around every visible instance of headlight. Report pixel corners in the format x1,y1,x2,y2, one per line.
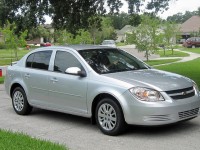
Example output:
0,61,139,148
129,87,165,102
193,83,200,96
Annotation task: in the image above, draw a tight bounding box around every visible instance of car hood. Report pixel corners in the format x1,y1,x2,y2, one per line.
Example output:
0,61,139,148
103,69,193,91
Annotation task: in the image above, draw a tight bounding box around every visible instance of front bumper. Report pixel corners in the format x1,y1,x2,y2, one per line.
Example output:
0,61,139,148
121,91,200,126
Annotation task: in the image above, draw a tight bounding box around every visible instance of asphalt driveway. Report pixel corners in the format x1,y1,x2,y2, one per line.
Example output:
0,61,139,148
0,84,200,150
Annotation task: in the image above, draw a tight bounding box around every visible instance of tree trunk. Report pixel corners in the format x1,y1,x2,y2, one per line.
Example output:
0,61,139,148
171,45,174,55
163,46,166,56
146,50,149,62
14,49,18,61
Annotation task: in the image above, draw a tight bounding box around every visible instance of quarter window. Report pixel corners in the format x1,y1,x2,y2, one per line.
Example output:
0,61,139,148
26,51,52,70
54,51,82,73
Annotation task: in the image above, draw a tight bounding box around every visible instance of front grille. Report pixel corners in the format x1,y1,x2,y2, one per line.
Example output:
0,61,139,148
166,86,195,100
179,108,199,119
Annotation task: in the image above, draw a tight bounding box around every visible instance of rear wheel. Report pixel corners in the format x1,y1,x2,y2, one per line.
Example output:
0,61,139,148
95,98,126,136
192,45,196,48
12,87,32,115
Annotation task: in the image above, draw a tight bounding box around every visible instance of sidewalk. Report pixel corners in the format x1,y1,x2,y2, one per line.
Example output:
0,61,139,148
151,49,200,66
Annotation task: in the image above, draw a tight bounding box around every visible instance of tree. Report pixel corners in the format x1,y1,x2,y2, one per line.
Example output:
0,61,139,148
0,0,176,35
100,17,117,40
54,29,73,45
132,15,160,61
88,16,102,44
108,13,130,29
74,29,92,44
167,10,198,23
161,22,180,55
0,21,27,60
129,14,141,27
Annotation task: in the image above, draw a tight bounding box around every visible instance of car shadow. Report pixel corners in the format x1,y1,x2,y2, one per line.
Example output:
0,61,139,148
30,107,91,125
124,120,200,137
30,108,199,136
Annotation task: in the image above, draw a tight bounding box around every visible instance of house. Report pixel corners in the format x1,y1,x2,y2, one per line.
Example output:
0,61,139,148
27,24,54,45
116,25,135,42
180,16,200,39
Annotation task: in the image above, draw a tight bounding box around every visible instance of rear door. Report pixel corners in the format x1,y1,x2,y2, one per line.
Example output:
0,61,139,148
23,50,52,106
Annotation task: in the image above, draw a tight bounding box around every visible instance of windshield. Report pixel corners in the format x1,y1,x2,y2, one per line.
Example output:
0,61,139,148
79,49,150,74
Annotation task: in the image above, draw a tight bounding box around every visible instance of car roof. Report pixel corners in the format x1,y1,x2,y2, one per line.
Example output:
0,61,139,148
66,44,114,51
36,45,115,51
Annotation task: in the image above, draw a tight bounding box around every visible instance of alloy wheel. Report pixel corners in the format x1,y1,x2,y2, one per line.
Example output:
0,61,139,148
98,103,117,131
13,91,24,112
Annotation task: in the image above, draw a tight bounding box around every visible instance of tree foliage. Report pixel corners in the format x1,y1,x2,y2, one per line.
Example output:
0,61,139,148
167,7,200,23
0,21,27,60
161,22,180,55
0,0,176,35
132,15,161,61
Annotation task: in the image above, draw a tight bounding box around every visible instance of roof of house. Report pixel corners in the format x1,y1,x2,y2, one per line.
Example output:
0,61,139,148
116,25,135,35
180,16,200,33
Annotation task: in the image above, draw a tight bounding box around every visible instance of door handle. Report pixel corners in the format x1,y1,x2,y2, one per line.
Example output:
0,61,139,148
24,73,30,78
50,77,58,83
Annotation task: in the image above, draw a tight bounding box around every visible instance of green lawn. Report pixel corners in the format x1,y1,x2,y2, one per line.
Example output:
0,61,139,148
180,47,200,54
0,59,14,66
0,76,4,84
0,49,29,59
0,49,30,66
116,42,127,46
156,50,189,57
155,58,200,87
145,58,181,66
0,129,67,150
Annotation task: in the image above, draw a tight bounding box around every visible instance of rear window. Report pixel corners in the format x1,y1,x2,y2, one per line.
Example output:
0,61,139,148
26,51,52,70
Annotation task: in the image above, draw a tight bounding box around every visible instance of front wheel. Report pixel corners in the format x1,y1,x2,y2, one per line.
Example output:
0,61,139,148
12,87,32,115
95,98,126,136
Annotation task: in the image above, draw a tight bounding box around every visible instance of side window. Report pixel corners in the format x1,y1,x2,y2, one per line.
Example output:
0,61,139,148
54,51,82,73
26,51,52,70
26,53,34,68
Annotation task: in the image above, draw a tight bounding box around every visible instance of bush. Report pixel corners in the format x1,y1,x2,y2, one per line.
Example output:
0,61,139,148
0,42,6,49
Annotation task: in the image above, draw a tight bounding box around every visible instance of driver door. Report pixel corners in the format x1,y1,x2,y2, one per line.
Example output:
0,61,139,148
48,50,88,114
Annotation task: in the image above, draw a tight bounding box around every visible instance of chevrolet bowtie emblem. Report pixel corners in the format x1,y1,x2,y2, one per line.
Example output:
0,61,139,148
182,91,187,95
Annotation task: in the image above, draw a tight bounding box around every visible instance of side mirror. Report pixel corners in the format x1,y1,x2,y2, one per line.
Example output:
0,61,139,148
65,67,87,77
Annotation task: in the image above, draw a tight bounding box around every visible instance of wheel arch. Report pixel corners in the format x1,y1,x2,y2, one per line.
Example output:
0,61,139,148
91,93,124,124
10,82,26,98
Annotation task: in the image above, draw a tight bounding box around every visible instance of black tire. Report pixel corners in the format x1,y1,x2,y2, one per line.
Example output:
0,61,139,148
192,45,196,48
12,87,32,115
95,98,126,136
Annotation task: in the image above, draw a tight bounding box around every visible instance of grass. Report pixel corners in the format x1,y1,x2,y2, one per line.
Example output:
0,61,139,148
155,58,200,87
145,58,181,66
0,129,67,150
0,76,4,84
0,59,13,66
0,49,29,59
180,47,200,54
0,49,30,66
156,50,189,57
116,42,127,46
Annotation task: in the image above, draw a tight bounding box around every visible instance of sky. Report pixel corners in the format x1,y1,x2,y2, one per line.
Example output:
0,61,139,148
45,0,200,24
121,0,200,19
158,0,200,19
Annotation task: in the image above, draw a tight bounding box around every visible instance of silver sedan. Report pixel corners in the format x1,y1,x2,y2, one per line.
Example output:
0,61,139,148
4,45,200,135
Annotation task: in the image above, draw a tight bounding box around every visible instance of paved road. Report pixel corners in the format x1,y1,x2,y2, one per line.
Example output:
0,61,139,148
0,84,200,150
